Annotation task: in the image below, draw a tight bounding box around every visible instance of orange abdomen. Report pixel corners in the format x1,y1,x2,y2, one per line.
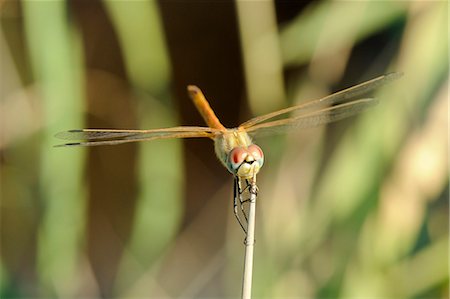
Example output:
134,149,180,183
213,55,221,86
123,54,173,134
188,85,226,131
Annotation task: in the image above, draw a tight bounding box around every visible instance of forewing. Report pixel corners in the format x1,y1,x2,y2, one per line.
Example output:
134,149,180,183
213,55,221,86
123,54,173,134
240,72,401,129
245,98,378,137
54,126,220,147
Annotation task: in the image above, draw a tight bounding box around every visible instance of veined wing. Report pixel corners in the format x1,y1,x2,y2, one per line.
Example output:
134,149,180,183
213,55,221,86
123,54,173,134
240,72,401,129
55,126,221,147
244,98,377,137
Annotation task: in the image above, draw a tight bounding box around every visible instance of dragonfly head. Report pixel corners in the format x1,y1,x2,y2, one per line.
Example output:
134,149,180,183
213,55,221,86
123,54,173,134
227,144,264,179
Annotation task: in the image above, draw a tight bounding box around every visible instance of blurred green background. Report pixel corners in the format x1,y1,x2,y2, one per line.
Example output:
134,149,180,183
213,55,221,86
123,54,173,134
0,1,448,298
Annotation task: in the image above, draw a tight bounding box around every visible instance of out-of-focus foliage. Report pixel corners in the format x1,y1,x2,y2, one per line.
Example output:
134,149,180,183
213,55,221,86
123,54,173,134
0,1,447,298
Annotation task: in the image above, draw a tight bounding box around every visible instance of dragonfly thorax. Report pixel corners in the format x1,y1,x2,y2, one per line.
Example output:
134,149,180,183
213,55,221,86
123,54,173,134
214,129,264,178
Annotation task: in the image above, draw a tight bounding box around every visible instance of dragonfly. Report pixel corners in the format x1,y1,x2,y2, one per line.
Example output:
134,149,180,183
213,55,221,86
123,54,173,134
56,72,401,232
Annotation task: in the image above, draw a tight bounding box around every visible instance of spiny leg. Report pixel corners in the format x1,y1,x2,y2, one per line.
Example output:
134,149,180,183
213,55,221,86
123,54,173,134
238,179,249,223
249,177,259,196
233,177,247,234
243,176,258,245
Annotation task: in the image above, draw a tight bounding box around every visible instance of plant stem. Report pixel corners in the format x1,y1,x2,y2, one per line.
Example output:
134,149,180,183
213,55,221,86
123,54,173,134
241,181,257,299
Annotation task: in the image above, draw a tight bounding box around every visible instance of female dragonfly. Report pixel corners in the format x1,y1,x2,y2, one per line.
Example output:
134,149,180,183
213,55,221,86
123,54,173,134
56,72,401,231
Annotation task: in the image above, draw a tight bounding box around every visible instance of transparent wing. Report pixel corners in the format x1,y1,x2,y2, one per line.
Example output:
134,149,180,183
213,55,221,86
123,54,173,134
240,72,401,129
54,126,221,147
244,98,378,137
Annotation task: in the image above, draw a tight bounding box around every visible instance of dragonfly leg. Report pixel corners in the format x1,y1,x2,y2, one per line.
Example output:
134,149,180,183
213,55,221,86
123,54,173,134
238,179,249,223
240,179,252,193
243,177,258,245
233,177,247,234
246,177,259,196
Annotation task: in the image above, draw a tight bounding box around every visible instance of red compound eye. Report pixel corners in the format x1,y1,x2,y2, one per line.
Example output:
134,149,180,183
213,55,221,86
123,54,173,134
231,147,247,165
248,144,263,160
